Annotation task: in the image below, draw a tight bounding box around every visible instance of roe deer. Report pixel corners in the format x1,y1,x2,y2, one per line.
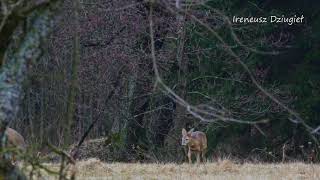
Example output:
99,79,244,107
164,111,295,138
181,128,207,163
2,127,26,163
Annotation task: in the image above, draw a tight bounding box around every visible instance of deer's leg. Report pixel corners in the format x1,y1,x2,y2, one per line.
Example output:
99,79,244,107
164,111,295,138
188,148,192,164
202,149,207,163
196,152,200,164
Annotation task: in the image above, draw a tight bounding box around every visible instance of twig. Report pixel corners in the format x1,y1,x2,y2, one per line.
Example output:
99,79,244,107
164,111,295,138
149,2,267,125
69,66,124,160
47,143,75,165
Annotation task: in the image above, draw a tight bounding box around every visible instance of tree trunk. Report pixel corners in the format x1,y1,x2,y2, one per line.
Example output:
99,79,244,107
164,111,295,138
65,0,81,145
164,0,188,161
0,1,59,178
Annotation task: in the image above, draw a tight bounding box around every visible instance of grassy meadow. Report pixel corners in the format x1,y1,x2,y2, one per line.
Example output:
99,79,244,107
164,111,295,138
35,159,320,180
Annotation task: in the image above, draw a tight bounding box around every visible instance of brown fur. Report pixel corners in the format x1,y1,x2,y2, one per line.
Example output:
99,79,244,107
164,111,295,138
6,128,26,149
182,128,207,163
4,127,26,163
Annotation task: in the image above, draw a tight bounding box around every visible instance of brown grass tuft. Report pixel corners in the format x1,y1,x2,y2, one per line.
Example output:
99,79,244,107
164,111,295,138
217,159,238,173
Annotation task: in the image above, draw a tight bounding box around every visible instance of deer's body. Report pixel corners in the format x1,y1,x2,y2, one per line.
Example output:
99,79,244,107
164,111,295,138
181,128,207,163
6,128,26,150
3,127,26,163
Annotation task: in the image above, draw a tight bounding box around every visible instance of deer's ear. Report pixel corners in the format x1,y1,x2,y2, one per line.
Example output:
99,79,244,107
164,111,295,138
188,128,194,133
182,128,187,136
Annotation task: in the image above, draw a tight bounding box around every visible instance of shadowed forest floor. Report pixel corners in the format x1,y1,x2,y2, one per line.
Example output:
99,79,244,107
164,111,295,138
37,158,320,179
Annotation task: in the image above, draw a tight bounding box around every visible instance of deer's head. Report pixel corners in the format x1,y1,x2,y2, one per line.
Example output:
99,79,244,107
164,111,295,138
181,128,194,146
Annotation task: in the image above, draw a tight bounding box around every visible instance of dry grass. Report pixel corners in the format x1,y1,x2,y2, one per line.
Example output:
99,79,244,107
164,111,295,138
36,158,320,180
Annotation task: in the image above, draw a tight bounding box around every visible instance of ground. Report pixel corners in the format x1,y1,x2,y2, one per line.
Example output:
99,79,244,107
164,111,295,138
36,159,320,179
